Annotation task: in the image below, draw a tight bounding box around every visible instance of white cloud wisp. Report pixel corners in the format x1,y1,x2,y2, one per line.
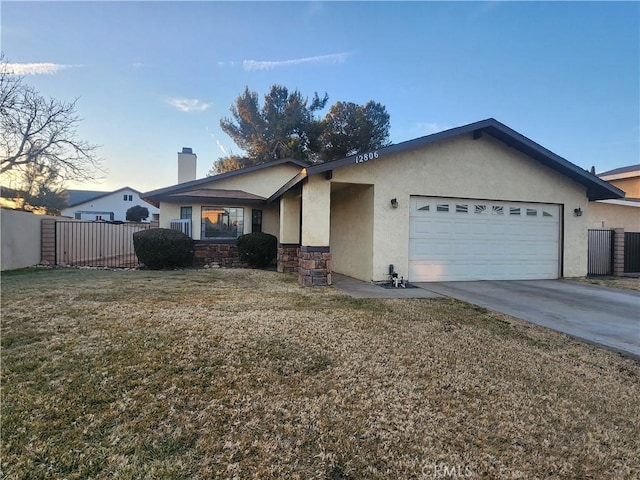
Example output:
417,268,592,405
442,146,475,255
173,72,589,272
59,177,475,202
4,62,77,75
167,97,212,112
243,52,351,71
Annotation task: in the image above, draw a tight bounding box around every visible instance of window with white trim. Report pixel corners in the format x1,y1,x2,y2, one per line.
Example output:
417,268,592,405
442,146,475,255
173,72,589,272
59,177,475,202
201,207,244,239
180,206,192,220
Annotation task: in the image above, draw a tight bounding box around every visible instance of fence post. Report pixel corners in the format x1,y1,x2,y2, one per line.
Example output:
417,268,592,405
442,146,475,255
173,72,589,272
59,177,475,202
41,218,56,265
612,228,625,277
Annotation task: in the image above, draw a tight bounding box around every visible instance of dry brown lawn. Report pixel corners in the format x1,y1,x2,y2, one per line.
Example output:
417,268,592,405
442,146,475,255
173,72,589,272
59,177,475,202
2,268,639,479
572,276,640,292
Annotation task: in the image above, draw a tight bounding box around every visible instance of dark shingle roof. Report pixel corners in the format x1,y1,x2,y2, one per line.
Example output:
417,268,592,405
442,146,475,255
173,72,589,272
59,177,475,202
65,187,144,207
164,189,266,204
271,118,623,202
66,190,107,206
598,164,640,177
142,158,309,202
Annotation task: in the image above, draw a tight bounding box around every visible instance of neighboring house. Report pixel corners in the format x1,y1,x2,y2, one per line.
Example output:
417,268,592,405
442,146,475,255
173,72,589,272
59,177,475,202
588,164,640,231
143,118,623,285
61,186,159,222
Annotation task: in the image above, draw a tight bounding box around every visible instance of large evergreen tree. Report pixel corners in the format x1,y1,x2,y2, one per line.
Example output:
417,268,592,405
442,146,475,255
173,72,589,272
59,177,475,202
317,101,391,162
213,85,391,174
217,85,328,171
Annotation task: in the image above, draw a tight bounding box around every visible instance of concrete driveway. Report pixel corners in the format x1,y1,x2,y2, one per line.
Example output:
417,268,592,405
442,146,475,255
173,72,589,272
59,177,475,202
417,280,640,358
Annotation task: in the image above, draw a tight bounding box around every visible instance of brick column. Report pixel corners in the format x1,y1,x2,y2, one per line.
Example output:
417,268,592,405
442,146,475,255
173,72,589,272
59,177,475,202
612,228,625,277
298,246,331,286
41,218,56,265
277,244,300,273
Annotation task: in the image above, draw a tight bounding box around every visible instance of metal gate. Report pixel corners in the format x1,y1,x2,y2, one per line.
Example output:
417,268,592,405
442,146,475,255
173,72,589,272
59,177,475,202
588,229,614,276
55,221,151,267
624,232,640,273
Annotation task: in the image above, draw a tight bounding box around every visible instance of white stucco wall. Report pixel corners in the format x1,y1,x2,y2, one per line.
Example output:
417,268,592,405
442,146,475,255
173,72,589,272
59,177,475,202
328,134,588,281
61,188,159,222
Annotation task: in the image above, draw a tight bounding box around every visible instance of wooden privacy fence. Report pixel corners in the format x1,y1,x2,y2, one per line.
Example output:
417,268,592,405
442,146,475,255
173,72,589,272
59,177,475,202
42,220,151,268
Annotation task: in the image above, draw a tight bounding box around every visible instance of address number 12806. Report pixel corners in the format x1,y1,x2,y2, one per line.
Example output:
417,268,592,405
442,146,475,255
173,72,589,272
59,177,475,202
355,151,379,164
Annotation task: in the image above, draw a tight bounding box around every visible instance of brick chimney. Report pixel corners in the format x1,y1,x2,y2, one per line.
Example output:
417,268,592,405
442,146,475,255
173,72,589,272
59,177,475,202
178,147,197,183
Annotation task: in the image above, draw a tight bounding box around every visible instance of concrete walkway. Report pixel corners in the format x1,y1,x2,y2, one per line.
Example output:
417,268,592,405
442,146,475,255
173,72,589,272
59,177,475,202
331,274,442,299
418,280,640,358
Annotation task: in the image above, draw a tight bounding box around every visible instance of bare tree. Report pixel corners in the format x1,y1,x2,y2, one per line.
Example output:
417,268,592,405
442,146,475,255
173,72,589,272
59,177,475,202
0,53,103,212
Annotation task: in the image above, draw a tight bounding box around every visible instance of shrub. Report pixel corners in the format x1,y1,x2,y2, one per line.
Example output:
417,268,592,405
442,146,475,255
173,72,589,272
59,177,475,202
237,232,277,268
126,205,150,222
133,228,194,269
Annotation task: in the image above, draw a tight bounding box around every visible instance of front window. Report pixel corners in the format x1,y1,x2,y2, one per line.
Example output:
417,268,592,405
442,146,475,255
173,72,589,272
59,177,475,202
180,206,192,219
201,207,244,239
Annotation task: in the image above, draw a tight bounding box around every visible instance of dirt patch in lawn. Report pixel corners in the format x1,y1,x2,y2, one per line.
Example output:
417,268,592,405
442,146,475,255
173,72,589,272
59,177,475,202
2,268,639,479
572,276,640,291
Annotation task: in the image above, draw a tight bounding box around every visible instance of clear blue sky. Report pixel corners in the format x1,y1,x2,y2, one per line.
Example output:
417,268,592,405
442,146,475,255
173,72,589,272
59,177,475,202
2,1,638,192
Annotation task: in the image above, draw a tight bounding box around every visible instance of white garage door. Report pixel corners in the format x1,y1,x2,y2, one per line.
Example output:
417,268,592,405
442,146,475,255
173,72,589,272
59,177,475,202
409,197,560,282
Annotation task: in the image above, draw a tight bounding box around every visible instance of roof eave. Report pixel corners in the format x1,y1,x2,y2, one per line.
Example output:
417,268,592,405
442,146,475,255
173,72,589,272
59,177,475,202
158,194,266,205
142,158,310,199
304,118,623,202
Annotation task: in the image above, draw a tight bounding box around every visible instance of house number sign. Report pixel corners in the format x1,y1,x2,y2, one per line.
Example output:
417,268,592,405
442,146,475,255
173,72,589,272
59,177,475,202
355,150,379,164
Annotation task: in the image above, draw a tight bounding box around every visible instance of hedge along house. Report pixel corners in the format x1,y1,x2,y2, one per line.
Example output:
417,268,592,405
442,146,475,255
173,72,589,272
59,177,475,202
143,119,623,284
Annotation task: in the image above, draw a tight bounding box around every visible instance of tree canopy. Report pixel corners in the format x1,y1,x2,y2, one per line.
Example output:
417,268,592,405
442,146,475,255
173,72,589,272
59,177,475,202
317,101,390,162
0,53,103,214
126,205,150,222
213,85,391,174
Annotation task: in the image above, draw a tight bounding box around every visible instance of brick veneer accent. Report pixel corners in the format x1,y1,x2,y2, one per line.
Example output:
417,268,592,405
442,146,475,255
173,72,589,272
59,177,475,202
612,228,625,277
193,242,246,268
277,244,300,273
298,246,331,286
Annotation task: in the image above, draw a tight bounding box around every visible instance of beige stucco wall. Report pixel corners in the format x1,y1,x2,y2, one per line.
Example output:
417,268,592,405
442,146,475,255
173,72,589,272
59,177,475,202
1,209,58,270
279,191,301,244
301,175,331,246
202,163,302,198
588,202,640,231
608,177,640,198
330,183,374,280
261,204,280,239
158,163,300,241
327,134,588,281
159,202,279,241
